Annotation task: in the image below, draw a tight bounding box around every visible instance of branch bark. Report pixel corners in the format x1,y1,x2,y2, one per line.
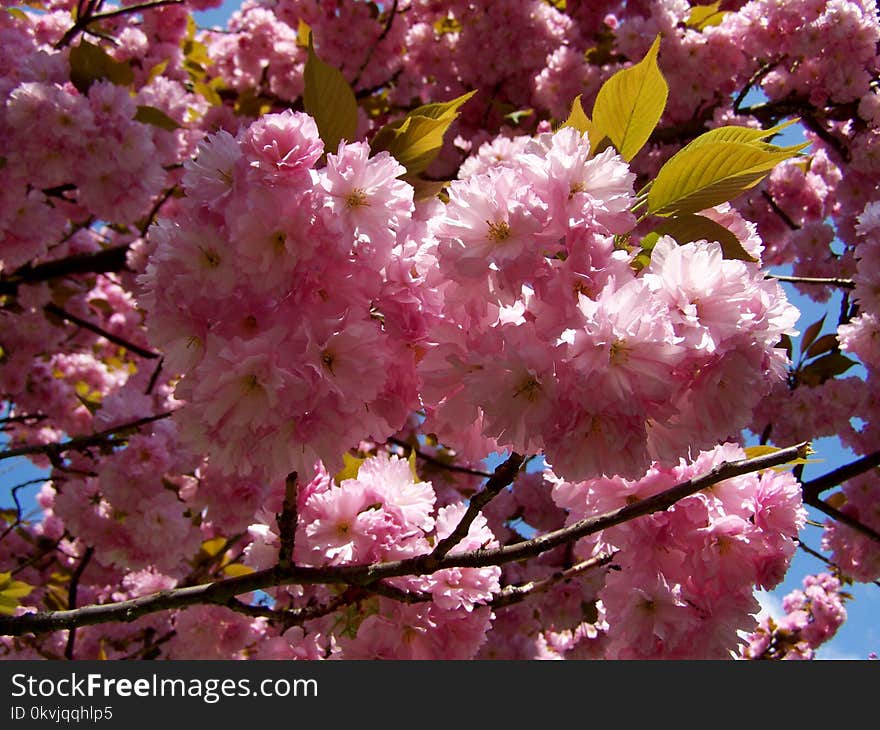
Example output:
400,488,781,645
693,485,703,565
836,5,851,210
0,441,809,637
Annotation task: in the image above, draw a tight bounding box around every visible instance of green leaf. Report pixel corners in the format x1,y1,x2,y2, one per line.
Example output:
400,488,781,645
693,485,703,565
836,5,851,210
69,40,134,94
800,315,826,355
679,119,801,151
407,176,450,202
335,452,366,483
0,571,33,616
134,105,182,131
199,537,226,558
685,2,728,31
146,59,168,84
798,352,858,387
296,19,311,48
370,91,476,176
194,80,223,107
647,140,809,216
5,7,29,21
778,333,793,361
649,213,757,262
303,35,359,154
561,95,600,152
805,333,839,360
743,444,822,470
591,34,667,162
433,14,462,34
396,90,478,124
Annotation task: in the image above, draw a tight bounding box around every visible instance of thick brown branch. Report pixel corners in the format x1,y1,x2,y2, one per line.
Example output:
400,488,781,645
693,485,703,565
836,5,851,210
801,449,880,501
0,245,130,296
0,443,811,636
0,443,811,637
277,473,298,570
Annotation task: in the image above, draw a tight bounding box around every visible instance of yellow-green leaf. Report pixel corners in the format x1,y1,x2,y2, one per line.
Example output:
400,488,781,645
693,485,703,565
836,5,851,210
433,14,462,34
407,176,450,202
222,563,255,577
296,19,311,48
193,81,223,106
398,90,478,124
680,119,800,152
591,34,667,162
134,105,182,131
0,572,33,616
69,40,134,94
147,60,168,84
561,95,600,152
650,213,757,262
686,2,728,31
200,536,226,558
335,452,366,482
743,444,822,470
408,448,419,481
5,7,29,21
303,35,358,154
370,91,476,176
647,140,809,216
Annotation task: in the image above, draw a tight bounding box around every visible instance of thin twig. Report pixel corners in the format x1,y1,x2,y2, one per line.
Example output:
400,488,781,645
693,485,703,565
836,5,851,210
768,274,855,289
63,546,94,660
352,0,399,88
56,0,184,48
797,539,880,589
492,553,615,609
804,496,880,545
0,412,173,463
44,302,158,359
427,452,524,565
0,478,49,542
761,190,801,231
387,437,492,478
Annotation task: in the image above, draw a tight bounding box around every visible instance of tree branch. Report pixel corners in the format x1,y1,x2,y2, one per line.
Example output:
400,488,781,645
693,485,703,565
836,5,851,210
761,190,801,231
44,302,159,359
387,436,493,478
0,245,131,297
767,274,855,289
56,0,185,48
804,496,880,545
276,473,298,570
426,451,524,565
0,412,173,463
801,449,880,501
63,546,94,660
0,442,810,637
492,553,615,609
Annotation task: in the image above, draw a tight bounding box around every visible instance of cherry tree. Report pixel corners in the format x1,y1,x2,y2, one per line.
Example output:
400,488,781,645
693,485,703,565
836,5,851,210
0,0,876,660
